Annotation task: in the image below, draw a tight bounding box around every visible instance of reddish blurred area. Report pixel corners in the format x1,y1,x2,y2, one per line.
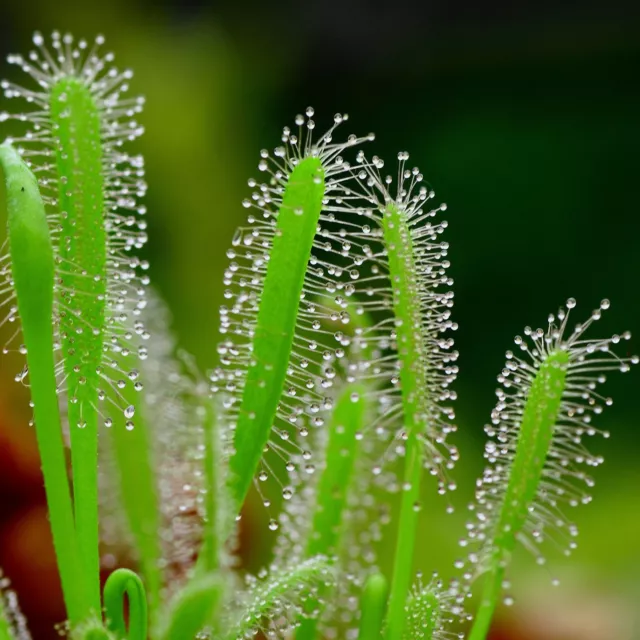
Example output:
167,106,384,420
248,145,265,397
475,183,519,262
0,404,65,638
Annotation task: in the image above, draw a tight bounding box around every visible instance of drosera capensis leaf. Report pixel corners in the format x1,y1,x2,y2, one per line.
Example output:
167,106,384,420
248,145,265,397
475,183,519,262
294,383,368,640
226,556,333,640
227,153,324,508
1,31,148,612
103,569,148,640
402,575,462,640
466,299,637,640
304,386,368,555
0,570,30,640
0,142,89,623
358,573,388,640
160,574,223,640
352,152,458,640
210,109,374,518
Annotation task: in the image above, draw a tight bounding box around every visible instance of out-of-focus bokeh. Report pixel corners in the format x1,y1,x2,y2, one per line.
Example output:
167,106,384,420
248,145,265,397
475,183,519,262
0,1,639,638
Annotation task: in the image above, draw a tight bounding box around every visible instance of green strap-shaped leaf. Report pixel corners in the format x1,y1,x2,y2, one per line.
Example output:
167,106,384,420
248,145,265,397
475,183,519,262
228,156,325,509
49,75,108,613
160,575,223,640
468,350,568,640
0,142,89,623
104,569,148,640
358,574,388,640
467,300,636,640
227,556,332,640
295,384,367,640
382,202,434,640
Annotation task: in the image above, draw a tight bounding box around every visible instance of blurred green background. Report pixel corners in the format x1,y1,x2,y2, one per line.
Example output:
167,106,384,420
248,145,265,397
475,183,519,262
0,1,639,638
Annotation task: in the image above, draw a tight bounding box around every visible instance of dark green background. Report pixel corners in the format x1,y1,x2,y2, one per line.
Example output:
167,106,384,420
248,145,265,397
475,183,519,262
0,1,638,638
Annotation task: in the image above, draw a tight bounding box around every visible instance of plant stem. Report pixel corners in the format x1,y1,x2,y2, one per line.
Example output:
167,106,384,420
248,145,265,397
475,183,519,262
385,437,422,640
200,398,220,573
69,404,101,614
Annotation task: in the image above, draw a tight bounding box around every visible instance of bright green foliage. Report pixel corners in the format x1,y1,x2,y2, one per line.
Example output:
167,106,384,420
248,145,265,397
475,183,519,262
468,350,569,640
80,630,115,640
494,350,569,553
199,396,222,573
0,142,89,623
296,384,367,640
381,202,431,640
160,575,222,640
305,385,367,557
227,557,332,640
228,155,325,508
104,569,148,640
358,574,388,640
403,589,438,640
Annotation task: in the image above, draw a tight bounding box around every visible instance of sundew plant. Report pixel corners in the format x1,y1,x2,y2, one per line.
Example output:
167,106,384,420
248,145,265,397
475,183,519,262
0,31,636,640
